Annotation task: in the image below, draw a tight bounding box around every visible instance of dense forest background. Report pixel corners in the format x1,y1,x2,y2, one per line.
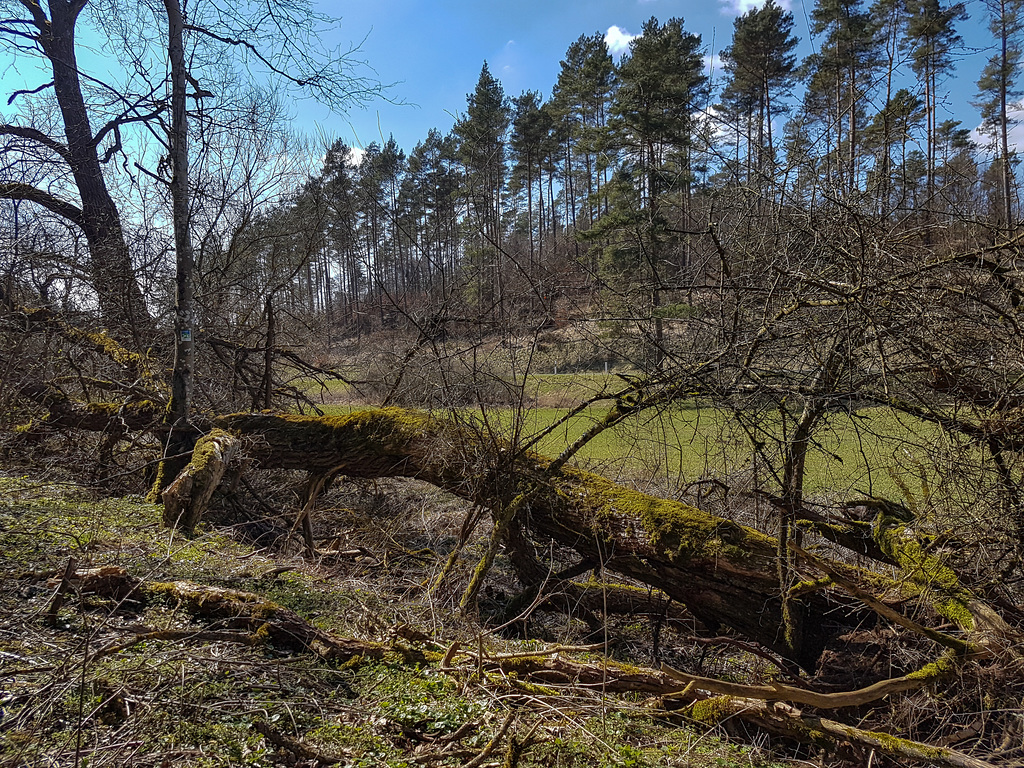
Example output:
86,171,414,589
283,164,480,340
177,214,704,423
6,1,1024,766
4,0,1021,363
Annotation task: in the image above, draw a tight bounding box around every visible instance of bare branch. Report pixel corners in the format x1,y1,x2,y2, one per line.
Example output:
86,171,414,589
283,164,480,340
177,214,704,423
6,80,53,104
0,181,84,226
0,122,70,162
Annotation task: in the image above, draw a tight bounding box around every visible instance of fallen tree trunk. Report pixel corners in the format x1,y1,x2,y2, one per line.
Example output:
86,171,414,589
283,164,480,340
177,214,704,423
208,410,831,667
19,382,163,432
74,566,997,768
165,408,992,671
72,566,398,663
682,696,1000,768
161,429,239,533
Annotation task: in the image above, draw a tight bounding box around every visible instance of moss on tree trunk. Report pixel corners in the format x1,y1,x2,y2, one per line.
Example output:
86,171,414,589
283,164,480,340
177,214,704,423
155,407,990,670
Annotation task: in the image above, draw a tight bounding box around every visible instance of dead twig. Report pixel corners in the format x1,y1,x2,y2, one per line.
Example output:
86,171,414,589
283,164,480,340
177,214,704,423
458,711,515,768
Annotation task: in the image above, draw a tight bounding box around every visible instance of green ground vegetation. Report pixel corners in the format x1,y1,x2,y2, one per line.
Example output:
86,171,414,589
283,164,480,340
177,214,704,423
0,475,788,768
319,391,957,502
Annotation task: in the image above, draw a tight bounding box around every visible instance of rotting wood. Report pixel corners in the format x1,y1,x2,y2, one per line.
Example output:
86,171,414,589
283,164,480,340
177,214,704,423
68,564,1001,765
161,429,240,534
199,408,993,671
205,409,834,668
714,699,1003,768
19,382,163,433
72,566,401,663
148,408,1006,670
661,651,961,709
790,543,984,655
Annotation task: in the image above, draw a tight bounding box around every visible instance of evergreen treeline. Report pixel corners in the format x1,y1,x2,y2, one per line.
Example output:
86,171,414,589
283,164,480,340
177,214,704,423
248,2,1020,342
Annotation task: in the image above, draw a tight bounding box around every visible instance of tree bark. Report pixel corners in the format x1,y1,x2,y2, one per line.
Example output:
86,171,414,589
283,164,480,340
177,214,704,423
148,408,995,671
150,0,197,501
161,429,239,533
5,0,153,336
203,409,865,669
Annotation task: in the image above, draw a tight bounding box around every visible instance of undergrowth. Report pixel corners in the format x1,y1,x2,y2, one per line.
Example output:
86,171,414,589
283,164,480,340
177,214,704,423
0,474,789,768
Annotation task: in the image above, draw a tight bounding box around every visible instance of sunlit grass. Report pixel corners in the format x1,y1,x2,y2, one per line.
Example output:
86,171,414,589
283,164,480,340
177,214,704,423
317,394,957,501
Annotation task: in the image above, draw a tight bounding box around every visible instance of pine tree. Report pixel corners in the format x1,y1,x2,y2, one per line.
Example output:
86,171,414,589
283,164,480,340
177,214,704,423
869,0,910,210
976,0,1024,230
804,0,880,194
904,0,967,211
405,130,461,297
355,141,406,318
719,0,799,188
454,63,511,310
934,120,980,221
550,33,616,234
611,17,706,217
863,89,926,211
319,140,362,326
605,17,707,368
510,91,551,263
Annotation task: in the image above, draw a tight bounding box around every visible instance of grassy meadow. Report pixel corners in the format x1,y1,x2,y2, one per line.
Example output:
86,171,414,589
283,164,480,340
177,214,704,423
313,371,969,506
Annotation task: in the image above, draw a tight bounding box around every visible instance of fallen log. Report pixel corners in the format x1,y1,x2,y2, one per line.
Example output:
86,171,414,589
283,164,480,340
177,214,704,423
19,382,163,432
70,565,999,767
158,408,994,672
207,410,830,668
161,429,239,533
685,697,1000,768
72,566,398,663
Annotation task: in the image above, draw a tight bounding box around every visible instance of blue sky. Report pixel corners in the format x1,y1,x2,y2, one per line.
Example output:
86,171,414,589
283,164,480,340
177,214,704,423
0,0,1006,159
316,0,1003,155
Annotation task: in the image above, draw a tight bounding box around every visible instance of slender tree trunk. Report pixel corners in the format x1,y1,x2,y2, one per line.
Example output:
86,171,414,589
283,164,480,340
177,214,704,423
150,0,196,499
261,294,276,409
999,2,1015,230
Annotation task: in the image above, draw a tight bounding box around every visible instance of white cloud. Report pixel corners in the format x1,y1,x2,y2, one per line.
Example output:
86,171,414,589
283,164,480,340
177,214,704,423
494,39,520,83
703,54,724,76
718,0,791,15
349,146,365,166
971,103,1024,153
605,26,637,58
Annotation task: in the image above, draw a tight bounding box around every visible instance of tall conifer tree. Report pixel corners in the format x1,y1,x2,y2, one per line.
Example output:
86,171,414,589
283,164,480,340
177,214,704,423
720,0,800,188
977,0,1024,230
454,63,511,310
605,17,706,368
804,0,880,194
551,33,616,233
905,0,967,211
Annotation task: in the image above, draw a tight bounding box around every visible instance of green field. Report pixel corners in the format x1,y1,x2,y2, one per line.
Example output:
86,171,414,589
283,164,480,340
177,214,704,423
465,403,948,497
317,391,962,504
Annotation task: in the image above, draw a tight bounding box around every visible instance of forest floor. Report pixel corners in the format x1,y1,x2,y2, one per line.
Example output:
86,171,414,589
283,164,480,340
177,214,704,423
0,473,795,768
